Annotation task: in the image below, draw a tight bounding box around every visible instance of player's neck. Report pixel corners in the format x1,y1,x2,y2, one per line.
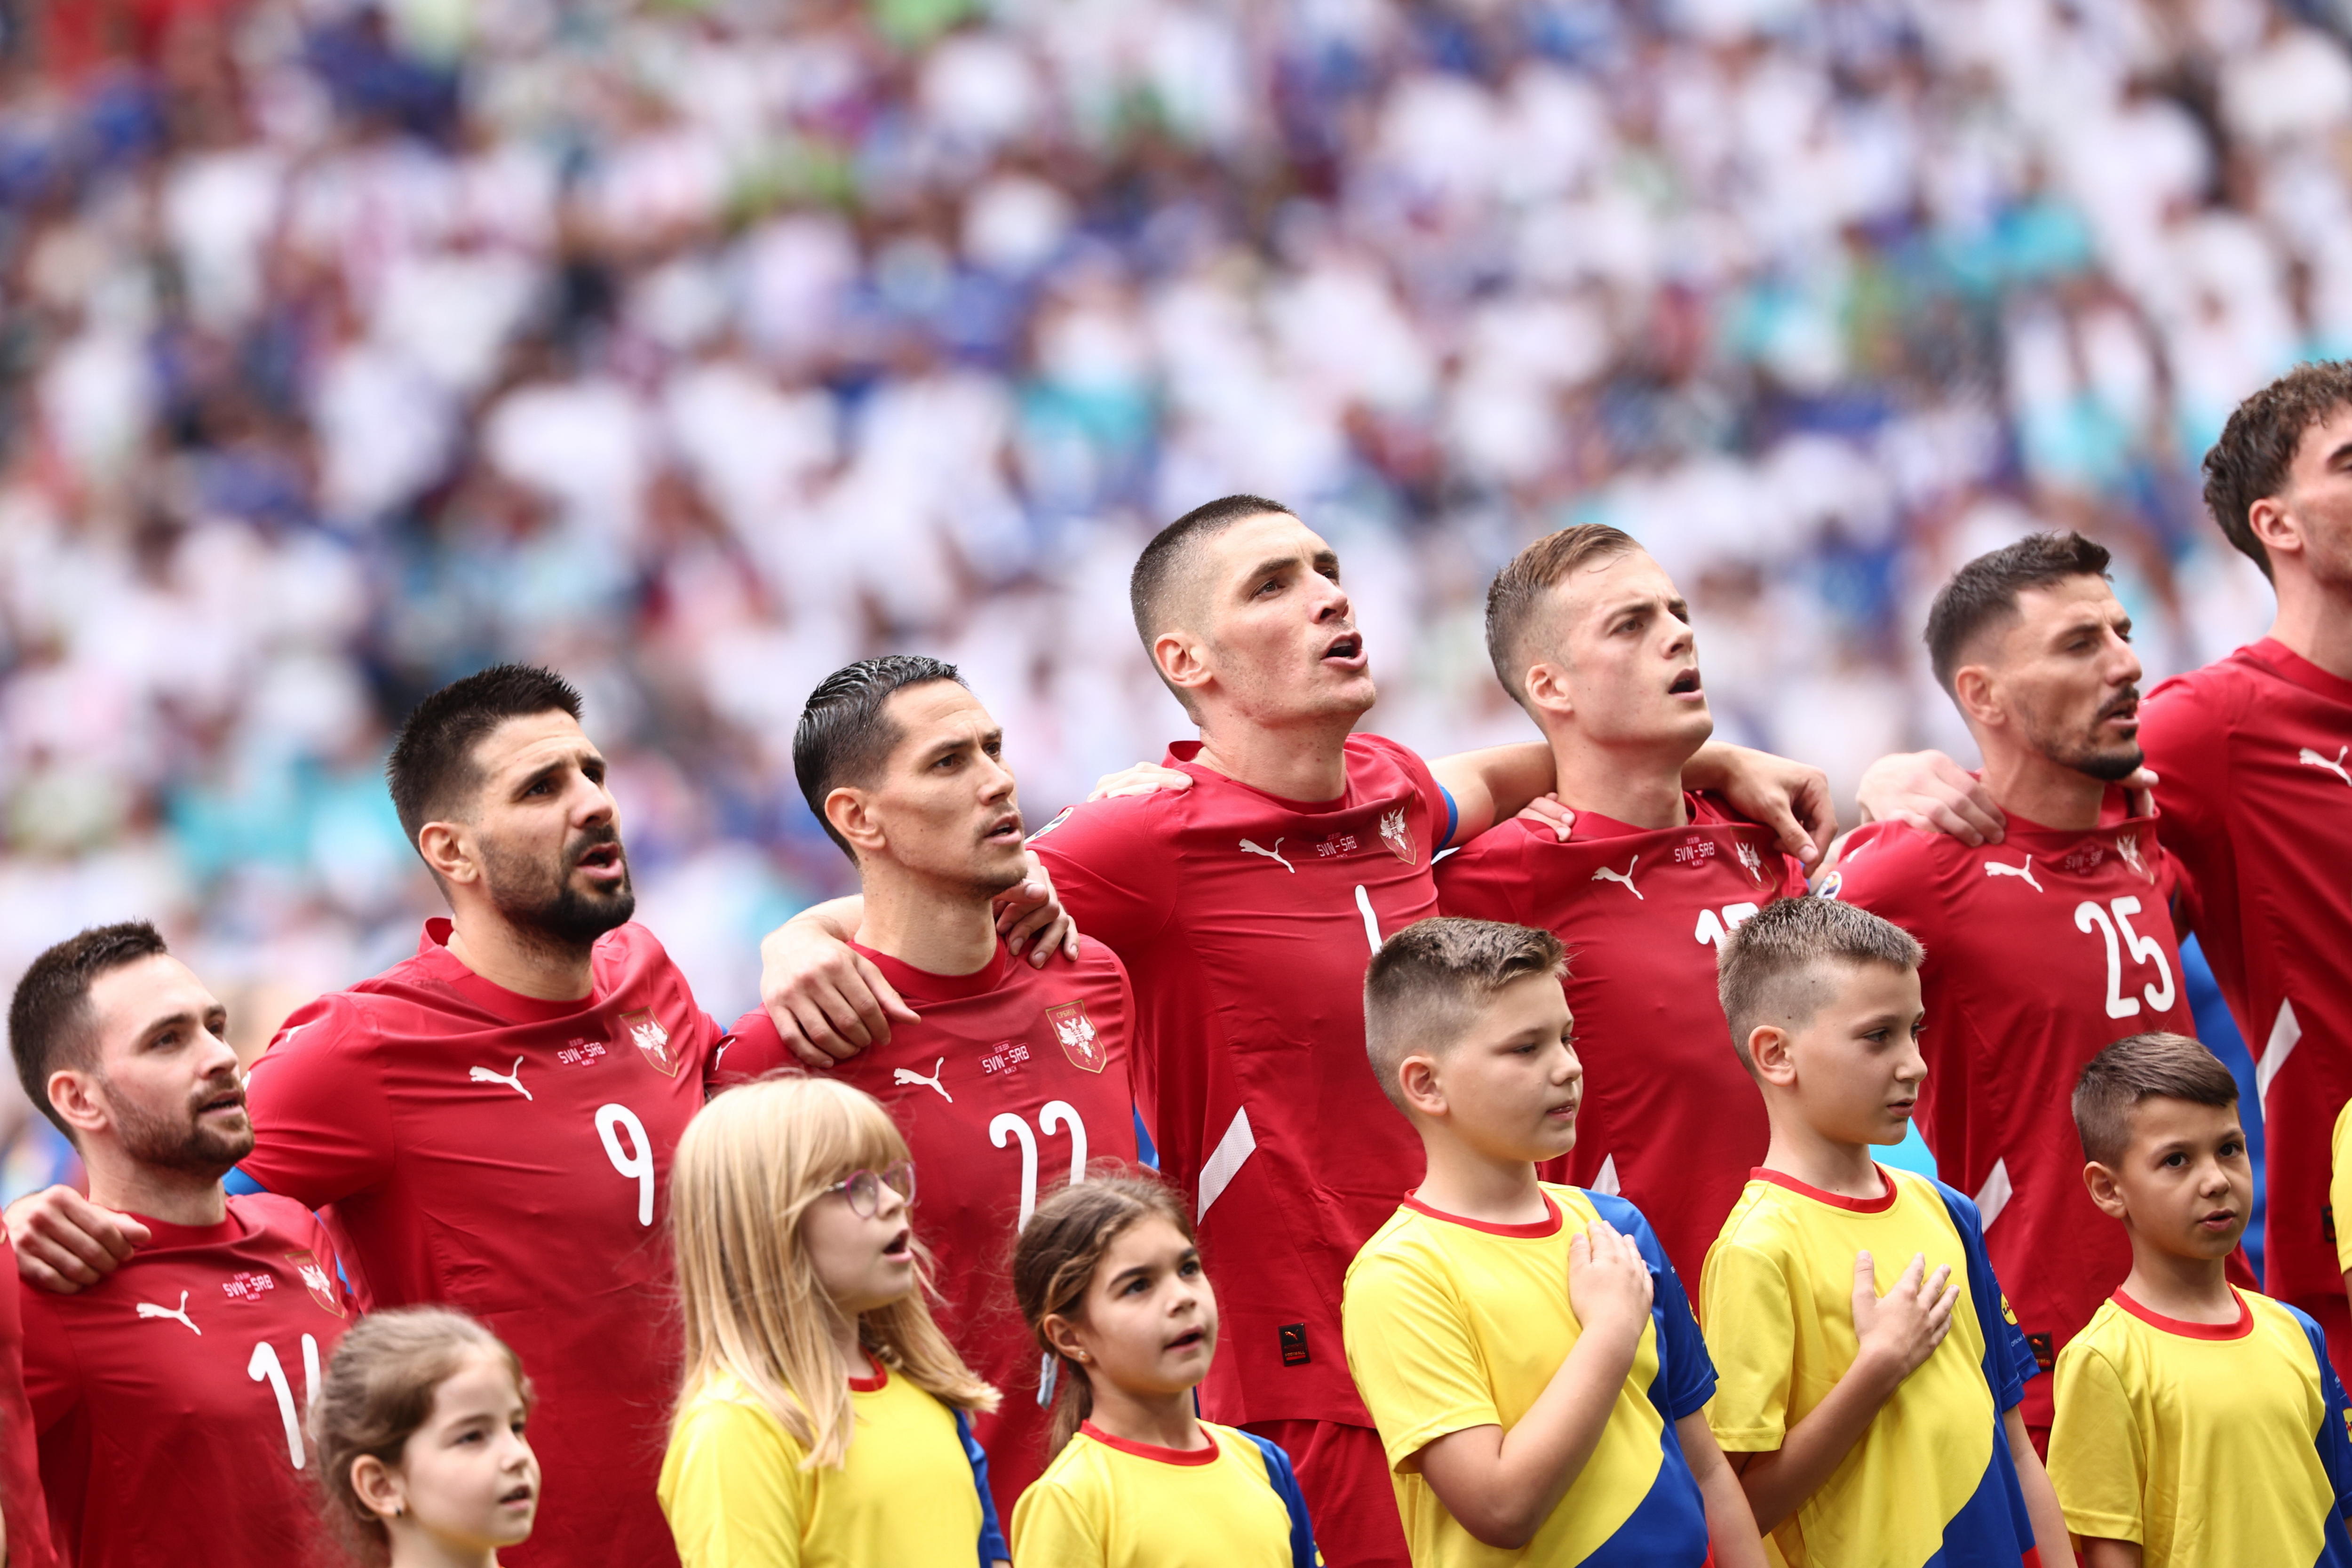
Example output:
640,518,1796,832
2117,1242,2237,1326
85,1147,227,1228
1760,1117,1884,1202
2267,570,2352,683
1081,1376,1209,1453
1412,1134,1550,1227
854,870,1000,977
443,907,596,1002
1976,744,2107,832
1190,711,1355,801
1543,729,1693,830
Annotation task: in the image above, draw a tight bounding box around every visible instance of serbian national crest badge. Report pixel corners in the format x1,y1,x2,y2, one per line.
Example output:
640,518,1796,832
285,1250,346,1317
1378,806,1416,865
1735,838,1764,883
1046,1001,1106,1074
620,1008,679,1077
2114,832,2153,883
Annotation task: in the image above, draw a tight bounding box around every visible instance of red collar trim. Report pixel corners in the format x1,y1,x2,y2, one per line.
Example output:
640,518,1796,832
2112,1287,2255,1341
1752,1165,1898,1213
1399,1189,1565,1238
416,918,601,1024
847,1351,889,1393
848,940,1016,1004
1161,740,1356,813
1080,1421,1220,1465
2246,637,2352,707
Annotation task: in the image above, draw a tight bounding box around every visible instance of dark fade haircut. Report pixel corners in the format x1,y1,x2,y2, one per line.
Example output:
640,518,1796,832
2202,359,2352,581
1923,530,2113,694
1716,897,1923,1072
1128,492,1295,657
386,664,583,848
2073,1031,2240,1168
8,921,170,1139
1363,917,1567,1113
1484,524,1643,706
794,655,967,860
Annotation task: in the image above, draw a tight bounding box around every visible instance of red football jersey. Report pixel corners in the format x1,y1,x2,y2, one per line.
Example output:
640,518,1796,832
20,1194,355,1567
1825,801,2197,1428
2,1233,55,1568
1434,794,1806,1284
240,919,723,1568
2142,638,2352,1303
1025,734,1445,1427
724,935,1136,1515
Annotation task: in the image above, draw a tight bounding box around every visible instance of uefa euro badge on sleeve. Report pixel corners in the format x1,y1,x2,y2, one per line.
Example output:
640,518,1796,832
620,1008,680,1076
284,1250,347,1317
1379,807,1417,865
1047,1001,1107,1074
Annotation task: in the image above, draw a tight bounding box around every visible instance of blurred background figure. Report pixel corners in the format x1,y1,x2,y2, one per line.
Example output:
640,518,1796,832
0,0,2326,1194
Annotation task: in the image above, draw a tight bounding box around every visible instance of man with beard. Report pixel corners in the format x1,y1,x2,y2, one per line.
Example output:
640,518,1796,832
9,922,357,1566
722,655,1137,1520
1824,532,2203,1452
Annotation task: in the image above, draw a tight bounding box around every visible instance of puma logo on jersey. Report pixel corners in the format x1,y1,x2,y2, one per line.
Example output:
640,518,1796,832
894,1057,953,1103
1590,857,1643,900
1239,838,1295,873
136,1290,201,1336
2301,745,2352,788
1984,856,2043,893
468,1057,532,1100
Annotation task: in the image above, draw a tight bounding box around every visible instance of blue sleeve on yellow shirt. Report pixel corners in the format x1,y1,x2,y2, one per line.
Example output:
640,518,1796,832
2287,1305,2352,1513
1932,1180,2038,1411
1236,1430,1320,1568
954,1408,1008,1565
1589,1190,1717,1420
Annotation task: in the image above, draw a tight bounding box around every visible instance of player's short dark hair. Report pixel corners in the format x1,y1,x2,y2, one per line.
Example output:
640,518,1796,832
1363,917,1567,1113
1484,524,1644,706
1128,493,1295,654
2202,360,2352,582
1923,531,2112,694
2072,1031,2239,1168
1716,897,1923,1073
794,655,967,860
386,664,583,847
8,921,170,1138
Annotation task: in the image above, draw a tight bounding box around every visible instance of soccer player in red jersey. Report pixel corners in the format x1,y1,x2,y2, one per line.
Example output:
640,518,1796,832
7,922,357,1567
758,496,1833,1566
1860,366,2352,1375
0,1234,48,1568
1433,526,1810,1286
1826,532,2204,1446
722,655,1138,1517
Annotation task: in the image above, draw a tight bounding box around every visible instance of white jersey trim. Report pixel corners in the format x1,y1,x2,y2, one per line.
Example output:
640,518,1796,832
1974,1156,2012,1231
2255,998,2303,1114
1196,1106,1256,1223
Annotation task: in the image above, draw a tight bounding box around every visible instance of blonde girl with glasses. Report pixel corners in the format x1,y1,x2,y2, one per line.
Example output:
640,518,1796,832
658,1076,1008,1567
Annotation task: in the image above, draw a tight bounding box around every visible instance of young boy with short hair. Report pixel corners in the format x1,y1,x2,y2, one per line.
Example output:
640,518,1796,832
1702,896,2071,1568
1340,916,1765,1567
2050,1031,2352,1566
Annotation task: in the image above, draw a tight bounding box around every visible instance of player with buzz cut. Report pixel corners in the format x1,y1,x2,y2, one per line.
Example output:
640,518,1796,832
758,494,1834,1568
1861,362,2352,1375
1825,531,2244,1452
8,922,357,1567
1434,524,1813,1285
721,654,1138,1521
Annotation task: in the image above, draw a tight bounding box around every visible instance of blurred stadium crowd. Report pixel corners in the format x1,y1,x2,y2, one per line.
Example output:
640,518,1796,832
0,0,2340,1186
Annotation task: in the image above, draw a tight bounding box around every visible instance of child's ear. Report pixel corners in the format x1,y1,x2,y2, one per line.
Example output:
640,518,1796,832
350,1453,405,1524
1748,1026,1797,1087
2082,1160,2129,1221
1397,1054,1446,1118
1040,1313,1088,1364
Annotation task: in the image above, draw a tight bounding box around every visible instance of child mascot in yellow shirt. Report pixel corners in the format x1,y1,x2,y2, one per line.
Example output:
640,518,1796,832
1339,915,1767,1567
658,1075,1009,1568
1701,895,2072,1568
1008,1172,1320,1568
2050,1031,2352,1566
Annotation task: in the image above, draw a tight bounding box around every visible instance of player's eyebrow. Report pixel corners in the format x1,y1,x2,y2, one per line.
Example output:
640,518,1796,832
1239,554,1299,586
136,1006,208,1045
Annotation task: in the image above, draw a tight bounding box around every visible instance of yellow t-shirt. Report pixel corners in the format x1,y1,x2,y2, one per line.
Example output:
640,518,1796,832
1341,1184,1715,1568
1700,1165,2038,1568
2332,1100,2352,1274
658,1357,985,1568
1009,1419,1315,1568
2048,1287,2352,1565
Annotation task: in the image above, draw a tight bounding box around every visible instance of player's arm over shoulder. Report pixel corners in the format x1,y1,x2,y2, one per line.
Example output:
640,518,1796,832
238,994,396,1203
1027,792,1180,952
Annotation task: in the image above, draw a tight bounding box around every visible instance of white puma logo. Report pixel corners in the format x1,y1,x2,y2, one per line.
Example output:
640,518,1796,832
468,1057,532,1100
1985,856,2043,893
1590,857,1643,900
893,1057,953,1103
136,1290,200,1336
1239,838,1294,873
2300,745,2352,788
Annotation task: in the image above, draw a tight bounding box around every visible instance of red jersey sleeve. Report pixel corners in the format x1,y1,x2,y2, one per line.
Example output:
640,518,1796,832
1823,820,1943,932
2137,671,2239,933
238,995,397,1208
715,1010,803,1084
1025,793,1179,955
1431,820,1534,923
